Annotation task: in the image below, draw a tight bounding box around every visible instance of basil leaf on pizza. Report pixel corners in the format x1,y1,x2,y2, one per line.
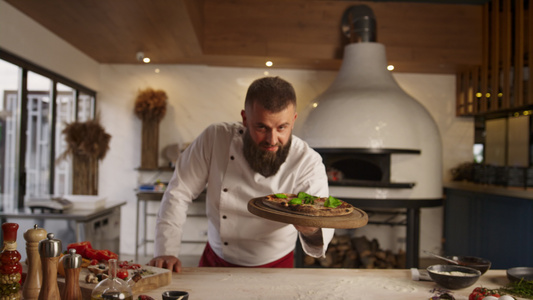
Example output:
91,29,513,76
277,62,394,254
324,196,342,208
261,192,354,217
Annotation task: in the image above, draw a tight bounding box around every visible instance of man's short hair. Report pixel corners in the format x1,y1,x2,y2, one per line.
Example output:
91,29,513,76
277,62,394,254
244,77,296,112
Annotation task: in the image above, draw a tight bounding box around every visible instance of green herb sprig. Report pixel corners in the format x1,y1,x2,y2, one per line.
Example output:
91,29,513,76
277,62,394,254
499,279,533,299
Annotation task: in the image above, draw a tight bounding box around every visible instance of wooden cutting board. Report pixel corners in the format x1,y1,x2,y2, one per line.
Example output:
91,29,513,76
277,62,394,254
248,197,368,229
57,265,171,298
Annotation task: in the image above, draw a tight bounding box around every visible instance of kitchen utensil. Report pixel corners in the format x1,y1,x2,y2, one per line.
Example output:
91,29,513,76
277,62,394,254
427,264,481,290
445,255,491,275
38,232,62,300
23,224,48,300
61,248,83,300
507,267,533,282
423,250,460,265
162,291,189,300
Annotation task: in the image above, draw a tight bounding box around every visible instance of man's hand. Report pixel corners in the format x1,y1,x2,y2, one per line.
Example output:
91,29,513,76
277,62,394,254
148,255,182,273
293,225,320,236
294,225,323,247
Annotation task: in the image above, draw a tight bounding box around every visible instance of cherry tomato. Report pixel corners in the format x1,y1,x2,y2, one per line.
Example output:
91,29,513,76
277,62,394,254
90,259,99,265
119,260,141,270
116,268,128,280
469,287,500,300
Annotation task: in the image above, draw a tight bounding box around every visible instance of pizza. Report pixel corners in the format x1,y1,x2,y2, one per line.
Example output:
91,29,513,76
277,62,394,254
261,192,354,217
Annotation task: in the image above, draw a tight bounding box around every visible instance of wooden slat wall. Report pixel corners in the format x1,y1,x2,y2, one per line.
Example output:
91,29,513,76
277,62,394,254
489,0,500,112
501,0,511,110
529,0,533,106
480,2,490,113
456,0,532,116
514,0,525,108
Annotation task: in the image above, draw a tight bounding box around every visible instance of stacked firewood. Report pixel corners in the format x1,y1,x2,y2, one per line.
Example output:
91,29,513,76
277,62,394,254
303,235,406,269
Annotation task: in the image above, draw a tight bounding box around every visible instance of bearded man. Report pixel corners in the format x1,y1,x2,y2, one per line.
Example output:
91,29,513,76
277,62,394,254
150,77,334,272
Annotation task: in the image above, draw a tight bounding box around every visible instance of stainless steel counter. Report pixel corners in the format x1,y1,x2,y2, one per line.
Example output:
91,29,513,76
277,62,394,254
134,267,517,300
0,200,126,256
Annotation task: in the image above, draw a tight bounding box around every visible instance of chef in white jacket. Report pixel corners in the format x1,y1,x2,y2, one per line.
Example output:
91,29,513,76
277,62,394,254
149,76,334,272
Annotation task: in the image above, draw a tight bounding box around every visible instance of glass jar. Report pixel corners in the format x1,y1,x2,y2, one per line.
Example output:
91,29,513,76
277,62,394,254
0,223,22,300
90,259,133,300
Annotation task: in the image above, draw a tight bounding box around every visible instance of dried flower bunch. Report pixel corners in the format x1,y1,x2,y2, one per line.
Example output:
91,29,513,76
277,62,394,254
134,88,167,122
58,117,112,161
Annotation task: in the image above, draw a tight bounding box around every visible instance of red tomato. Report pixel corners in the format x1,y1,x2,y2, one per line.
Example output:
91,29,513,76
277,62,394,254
90,259,99,265
116,268,128,280
469,287,500,300
67,241,93,257
119,260,142,270
84,248,100,260
95,249,118,261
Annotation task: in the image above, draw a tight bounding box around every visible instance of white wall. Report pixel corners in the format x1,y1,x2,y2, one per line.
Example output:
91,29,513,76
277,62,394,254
1,0,474,258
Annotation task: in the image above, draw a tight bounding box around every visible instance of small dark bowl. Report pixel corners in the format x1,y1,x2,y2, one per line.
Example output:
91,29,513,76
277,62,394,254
162,291,189,300
427,264,481,290
445,256,492,275
507,267,533,282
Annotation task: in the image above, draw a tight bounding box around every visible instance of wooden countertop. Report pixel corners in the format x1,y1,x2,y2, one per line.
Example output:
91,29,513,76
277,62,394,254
133,267,518,300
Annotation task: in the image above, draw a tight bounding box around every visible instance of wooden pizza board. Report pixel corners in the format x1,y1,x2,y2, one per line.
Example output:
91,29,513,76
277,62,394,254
248,197,368,229
57,265,171,298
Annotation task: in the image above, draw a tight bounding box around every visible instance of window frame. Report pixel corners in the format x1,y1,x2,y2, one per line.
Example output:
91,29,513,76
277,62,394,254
0,47,97,208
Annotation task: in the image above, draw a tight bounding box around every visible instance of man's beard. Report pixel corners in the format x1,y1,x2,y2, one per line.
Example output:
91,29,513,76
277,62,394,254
242,130,291,177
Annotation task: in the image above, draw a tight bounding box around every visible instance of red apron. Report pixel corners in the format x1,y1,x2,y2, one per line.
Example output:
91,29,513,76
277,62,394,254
198,242,294,268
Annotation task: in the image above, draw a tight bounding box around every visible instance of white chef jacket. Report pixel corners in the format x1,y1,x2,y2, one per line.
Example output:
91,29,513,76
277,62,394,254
154,122,334,266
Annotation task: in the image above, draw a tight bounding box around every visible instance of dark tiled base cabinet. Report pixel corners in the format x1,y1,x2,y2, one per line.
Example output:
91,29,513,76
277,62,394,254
444,184,533,269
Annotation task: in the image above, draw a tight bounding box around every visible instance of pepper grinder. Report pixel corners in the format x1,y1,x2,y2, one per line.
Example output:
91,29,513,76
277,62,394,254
37,232,62,300
23,224,47,300
61,248,83,300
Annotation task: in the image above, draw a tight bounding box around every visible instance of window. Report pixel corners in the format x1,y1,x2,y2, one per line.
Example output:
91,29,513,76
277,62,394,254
0,48,96,209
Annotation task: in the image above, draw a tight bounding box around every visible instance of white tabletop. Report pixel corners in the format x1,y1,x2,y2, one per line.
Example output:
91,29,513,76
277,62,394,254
135,267,521,300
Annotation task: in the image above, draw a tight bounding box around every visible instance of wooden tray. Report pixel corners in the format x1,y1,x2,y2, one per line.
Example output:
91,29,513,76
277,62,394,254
247,197,368,229
57,265,171,298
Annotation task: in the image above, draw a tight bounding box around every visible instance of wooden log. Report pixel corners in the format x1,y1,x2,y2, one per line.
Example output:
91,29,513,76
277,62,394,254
352,236,372,258
303,255,316,266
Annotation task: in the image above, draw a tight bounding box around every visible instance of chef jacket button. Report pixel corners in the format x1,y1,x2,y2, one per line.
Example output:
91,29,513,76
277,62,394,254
230,155,235,160
239,129,244,134
223,188,228,192
224,242,228,246
222,215,227,219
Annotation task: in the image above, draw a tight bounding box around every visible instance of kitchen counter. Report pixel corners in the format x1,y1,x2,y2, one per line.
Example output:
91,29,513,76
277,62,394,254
443,182,533,268
134,267,515,300
444,181,533,200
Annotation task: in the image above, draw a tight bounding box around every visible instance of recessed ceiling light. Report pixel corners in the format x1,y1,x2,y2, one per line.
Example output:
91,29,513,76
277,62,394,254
143,57,151,63
387,65,394,71
265,61,273,67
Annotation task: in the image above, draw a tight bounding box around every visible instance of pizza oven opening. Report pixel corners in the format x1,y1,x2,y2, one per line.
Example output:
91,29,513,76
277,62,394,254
316,148,419,190
325,152,389,184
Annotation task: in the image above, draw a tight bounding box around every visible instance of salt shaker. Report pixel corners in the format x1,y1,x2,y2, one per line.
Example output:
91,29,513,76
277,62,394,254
37,233,62,300
61,248,83,300
23,224,47,300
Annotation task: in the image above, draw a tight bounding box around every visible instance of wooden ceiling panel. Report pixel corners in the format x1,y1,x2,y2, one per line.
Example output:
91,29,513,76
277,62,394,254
4,0,483,73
